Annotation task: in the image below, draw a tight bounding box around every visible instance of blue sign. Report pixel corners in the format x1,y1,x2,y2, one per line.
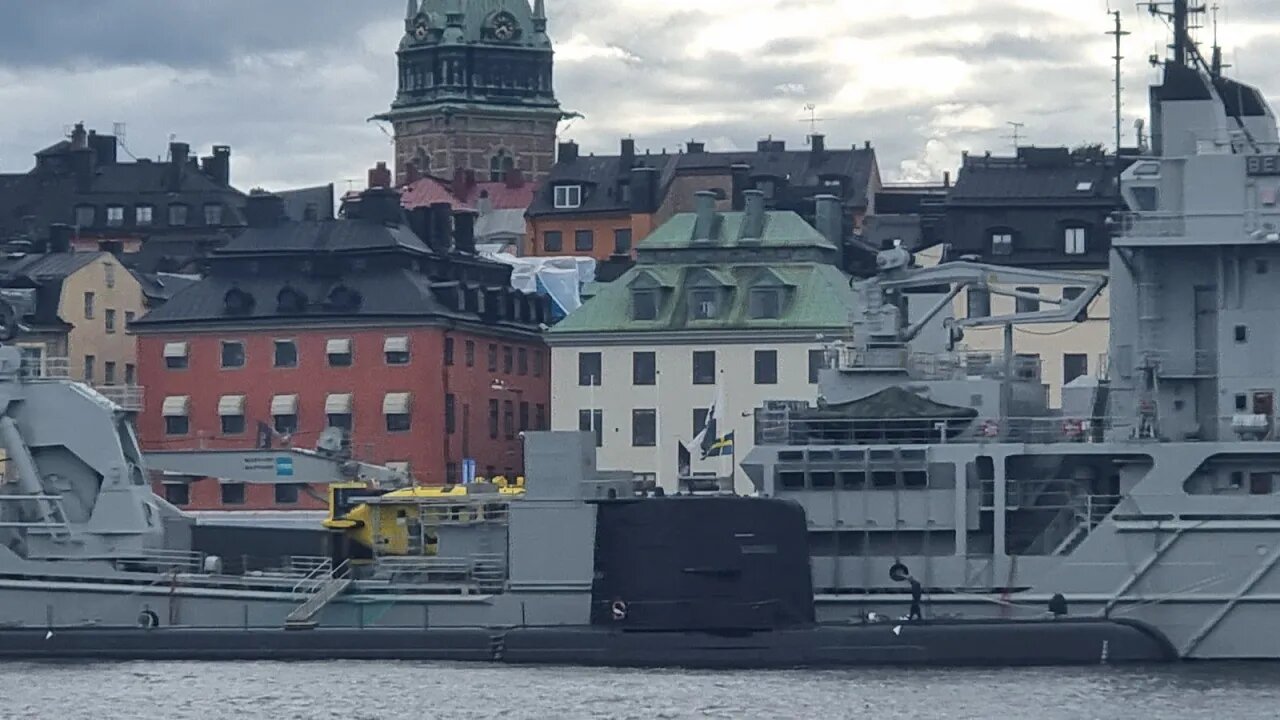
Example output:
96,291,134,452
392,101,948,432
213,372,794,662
462,458,476,484
275,457,294,477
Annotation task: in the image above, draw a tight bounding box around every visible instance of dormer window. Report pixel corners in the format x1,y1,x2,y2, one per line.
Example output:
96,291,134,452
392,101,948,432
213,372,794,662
204,203,224,226
554,185,582,209
749,288,782,319
633,289,658,320
136,205,154,227
1064,226,1087,255
106,205,125,227
74,205,95,228
990,231,1013,256
691,288,719,320
169,204,189,226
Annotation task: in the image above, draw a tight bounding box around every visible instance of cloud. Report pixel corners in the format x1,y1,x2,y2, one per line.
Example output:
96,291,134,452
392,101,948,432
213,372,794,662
0,0,1278,191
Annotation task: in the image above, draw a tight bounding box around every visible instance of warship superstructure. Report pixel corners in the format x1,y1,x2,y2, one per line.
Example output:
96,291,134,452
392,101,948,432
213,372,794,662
743,3,1280,659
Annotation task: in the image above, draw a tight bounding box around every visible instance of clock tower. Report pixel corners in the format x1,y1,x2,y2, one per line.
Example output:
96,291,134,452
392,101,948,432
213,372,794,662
377,0,562,185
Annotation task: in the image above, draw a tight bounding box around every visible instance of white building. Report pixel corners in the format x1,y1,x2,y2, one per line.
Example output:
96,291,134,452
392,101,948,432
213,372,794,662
547,191,862,492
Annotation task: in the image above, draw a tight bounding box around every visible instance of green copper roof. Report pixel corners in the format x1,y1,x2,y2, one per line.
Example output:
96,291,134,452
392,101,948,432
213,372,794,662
639,210,837,251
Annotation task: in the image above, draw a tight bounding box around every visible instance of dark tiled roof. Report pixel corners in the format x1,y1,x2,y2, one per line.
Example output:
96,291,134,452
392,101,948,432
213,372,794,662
0,250,102,281
276,185,334,221
216,219,431,256
131,270,201,304
949,149,1119,204
527,143,878,217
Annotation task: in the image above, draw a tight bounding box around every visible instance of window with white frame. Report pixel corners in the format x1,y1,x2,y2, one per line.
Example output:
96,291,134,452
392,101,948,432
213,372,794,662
553,185,582,209
1064,227,1087,255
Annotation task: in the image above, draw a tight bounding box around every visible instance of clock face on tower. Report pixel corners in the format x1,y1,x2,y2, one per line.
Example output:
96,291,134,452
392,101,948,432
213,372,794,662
413,20,429,40
492,12,518,41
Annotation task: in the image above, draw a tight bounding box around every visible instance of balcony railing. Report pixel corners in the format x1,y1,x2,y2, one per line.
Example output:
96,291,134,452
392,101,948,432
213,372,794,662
95,384,144,411
755,413,1134,446
1116,212,1186,238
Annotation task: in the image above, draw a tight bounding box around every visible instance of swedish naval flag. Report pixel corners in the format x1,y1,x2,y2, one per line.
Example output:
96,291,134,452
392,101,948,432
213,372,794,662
704,431,735,458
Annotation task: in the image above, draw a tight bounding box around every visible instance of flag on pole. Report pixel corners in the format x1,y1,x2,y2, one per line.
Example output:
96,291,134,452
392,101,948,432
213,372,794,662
695,385,731,460
704,431,734,458
677,440,691,478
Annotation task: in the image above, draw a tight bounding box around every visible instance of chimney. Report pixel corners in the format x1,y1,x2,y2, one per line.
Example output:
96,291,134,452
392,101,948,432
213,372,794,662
730,163,752,211
757,138,785,153
205,145,232,187
70,122,88,150
477,191,493,216
48,224,74,254
71,147,94,193
369,161,393,189
943,171,951,188
620,138,635,169
453,209,477,254
404,160,421,184
692,190,718,242
355,187,404,225
814,194,843,248
864,140,872,150
809,133,825,155
503,167,524,188
629,166,658,214
429,202,453,253
558,141,579,164
87,131,117,165
686,140,705,154
169,142,189,192
245,191,287,228
741,189,766,240
408,206,433,245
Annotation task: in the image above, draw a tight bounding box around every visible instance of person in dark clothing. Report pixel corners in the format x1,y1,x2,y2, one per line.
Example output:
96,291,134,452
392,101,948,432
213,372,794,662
908,577,923,621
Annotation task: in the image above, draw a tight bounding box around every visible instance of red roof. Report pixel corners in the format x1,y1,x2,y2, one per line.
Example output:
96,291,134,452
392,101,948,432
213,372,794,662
399,171,535,213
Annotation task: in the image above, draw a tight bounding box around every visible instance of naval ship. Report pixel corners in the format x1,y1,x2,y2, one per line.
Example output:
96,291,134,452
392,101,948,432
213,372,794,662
743,3,1280,660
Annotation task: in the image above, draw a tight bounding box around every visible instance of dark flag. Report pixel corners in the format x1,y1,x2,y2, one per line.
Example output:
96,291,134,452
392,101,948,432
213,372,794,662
677,440,691,478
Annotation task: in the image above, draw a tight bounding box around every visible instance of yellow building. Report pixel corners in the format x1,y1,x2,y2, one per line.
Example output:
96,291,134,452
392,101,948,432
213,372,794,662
5,251,147,408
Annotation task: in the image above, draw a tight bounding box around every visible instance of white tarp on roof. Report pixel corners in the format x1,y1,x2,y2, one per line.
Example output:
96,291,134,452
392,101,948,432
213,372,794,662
481,252,597,321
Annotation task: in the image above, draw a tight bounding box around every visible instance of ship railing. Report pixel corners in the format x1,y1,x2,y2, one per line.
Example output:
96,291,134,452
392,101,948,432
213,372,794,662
117,548,207,573
289,557,337,596
1116,211,1185,238
760,414,1135,446
835,348,1043,382
374,554,508,592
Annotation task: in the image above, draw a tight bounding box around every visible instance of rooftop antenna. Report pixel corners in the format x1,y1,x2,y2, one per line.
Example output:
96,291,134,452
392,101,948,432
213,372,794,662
801,103,824,144
1107,9,1130,155
1004,121,1026,152
1140,0,1206,67
1209,3,1228,76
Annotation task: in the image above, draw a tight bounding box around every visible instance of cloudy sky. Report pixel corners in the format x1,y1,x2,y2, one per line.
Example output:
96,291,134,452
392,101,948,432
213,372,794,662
2,0,1277,191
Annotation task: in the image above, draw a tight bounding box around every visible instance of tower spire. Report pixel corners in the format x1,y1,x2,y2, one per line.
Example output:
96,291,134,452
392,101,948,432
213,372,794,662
406,0,418,21
533,0,547,33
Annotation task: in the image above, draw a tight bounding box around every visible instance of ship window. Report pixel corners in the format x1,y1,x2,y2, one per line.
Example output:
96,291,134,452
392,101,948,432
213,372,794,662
1235,325,1248,343
810,471,835,489
1015,287,1040,313
1236,394,1249,411
839,471,865,489
1258,260,1270,275
275,484,300,504
967,289,990,319
903,471,928,489
1131,187,1159,212
778,471,806,490
872,471,897,488
1230,471,1244,489
1251,473,1274,495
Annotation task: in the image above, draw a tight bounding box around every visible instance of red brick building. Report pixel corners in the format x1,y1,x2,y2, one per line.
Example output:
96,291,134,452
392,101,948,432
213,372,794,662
132,177,550,512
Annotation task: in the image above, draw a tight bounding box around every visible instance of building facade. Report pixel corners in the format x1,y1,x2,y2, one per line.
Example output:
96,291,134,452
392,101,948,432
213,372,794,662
0,230,146,408
546,190,859,492
132,180,550,512
943,146,1125,406
524,136,880,266
0,123,246,273
377,0,562,185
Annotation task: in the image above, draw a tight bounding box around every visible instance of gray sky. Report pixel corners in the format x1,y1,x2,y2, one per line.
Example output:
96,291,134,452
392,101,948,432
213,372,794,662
1,0,1277,192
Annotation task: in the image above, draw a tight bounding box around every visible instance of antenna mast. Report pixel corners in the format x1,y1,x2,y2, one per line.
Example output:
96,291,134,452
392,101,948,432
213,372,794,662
1005,121,1025,152
1108,10,1130,155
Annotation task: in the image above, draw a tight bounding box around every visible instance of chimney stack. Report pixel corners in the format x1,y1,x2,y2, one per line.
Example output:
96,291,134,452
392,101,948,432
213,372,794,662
245,191,287,228
629,166,658,214
809,133,825,155
741,189,766,240
620,138,635,169
429,202,453,253
730,163,752,211
558,141,579,164
692,190,718,242
48,224,74,254
404,160,421,184
453,209,477,254
203,145,232,187
169,142,190,192
354,187,404,226
88,131,117,166
70,122,88,150
814,194,843,248
407,206,433,245
369,161,393,189
686,140,705,154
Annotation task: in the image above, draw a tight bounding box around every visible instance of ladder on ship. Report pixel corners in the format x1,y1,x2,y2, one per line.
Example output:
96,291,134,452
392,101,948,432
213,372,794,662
284,559,352,630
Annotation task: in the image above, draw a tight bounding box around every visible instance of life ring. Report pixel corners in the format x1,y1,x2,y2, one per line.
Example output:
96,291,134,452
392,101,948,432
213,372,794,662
137,609,160,629
889,562,911,583
610,600,628,621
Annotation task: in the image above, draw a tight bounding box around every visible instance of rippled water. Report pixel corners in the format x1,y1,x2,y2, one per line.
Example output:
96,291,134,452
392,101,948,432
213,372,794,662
7,661,1280,719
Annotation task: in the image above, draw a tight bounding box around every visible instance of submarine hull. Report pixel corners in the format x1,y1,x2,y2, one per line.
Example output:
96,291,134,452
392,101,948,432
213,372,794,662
0,618,1175,667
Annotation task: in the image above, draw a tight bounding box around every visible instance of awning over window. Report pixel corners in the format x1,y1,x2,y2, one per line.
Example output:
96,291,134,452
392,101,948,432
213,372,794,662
217,395,246,416
325,393,353,414
383,336,409,353
163,342,189,358
271,394,298,415
162,396,190,417
383,392,411,415
326,338,352,355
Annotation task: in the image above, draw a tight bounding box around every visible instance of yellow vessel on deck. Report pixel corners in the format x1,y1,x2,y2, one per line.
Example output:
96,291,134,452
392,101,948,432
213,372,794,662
323,477,524,559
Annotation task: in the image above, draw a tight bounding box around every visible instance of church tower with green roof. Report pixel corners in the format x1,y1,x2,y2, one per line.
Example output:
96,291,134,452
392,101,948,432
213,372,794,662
377,0,562,184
